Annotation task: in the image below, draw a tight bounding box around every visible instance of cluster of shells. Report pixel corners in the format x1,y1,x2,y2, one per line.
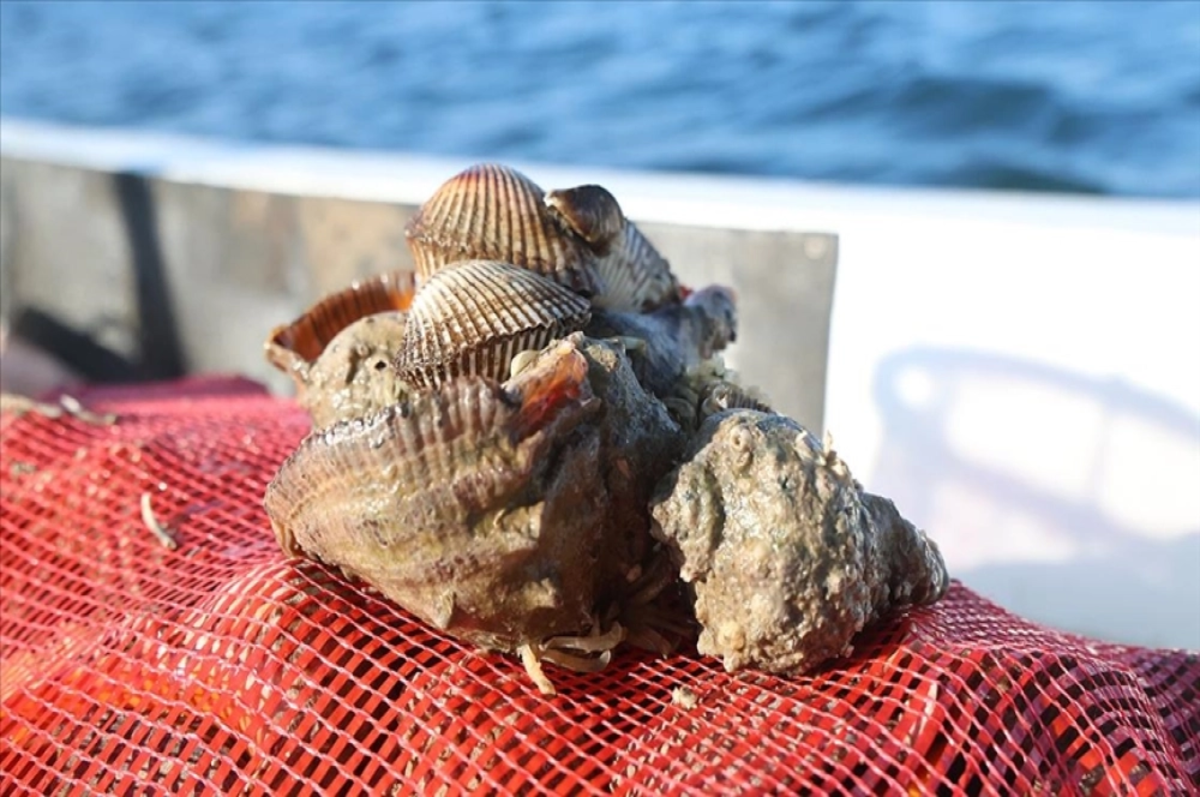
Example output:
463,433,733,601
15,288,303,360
263,164,949,694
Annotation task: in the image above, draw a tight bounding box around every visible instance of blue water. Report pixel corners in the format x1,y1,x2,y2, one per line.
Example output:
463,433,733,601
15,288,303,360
2,1,1198,198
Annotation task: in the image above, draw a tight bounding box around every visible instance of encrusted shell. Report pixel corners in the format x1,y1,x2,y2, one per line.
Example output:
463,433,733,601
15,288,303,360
583,283,739,401
650,411,949,675
264,342,604,652
546,185,681,313
395,260,591,388
299,312,412,430
265,270,417,383
406,163,601,296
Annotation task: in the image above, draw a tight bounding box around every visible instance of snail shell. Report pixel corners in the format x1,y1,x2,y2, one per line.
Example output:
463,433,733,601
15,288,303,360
545,185,681,313
679,284,738,359
264,341,605,652
405,163,601,296
265,270,417,383
395,259,591,389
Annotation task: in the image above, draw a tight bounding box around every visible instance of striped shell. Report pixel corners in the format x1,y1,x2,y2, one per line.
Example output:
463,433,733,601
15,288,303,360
264,342,604,652
405,163,601,296
545,185,681,313
265,270,417,382
699,381,774,423
395,260,591,388
542,185,624,250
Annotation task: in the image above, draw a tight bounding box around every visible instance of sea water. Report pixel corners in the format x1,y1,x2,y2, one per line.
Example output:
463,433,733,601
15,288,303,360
1,0,1197,198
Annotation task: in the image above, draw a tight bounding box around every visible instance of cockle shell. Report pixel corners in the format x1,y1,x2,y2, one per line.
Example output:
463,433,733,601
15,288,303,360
265,341,606,653
265,270,417,380
406,163,682,313
395,259,591,388
545,185,681,313
405,163,602,296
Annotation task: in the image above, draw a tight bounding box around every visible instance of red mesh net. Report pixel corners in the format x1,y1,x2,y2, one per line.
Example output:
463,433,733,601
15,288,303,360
2,378,1197,794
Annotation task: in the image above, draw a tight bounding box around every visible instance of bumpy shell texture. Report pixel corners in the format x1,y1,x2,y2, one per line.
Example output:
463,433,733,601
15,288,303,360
299,312,411,430
265,270,417,379
395,259,591,388
650,410,949,675
265,341,605,652
263,163,951,694
405,163,601,296
263,271,417,429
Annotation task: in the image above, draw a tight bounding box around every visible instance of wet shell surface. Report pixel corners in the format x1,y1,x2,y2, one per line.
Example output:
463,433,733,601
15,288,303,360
542,185,625,251
395,259,591,388
299,312,412,430
405,163,601,296
262,161,950,694
546,185,681,313
265,270,417,382
265,341,605,654
650,410,949,675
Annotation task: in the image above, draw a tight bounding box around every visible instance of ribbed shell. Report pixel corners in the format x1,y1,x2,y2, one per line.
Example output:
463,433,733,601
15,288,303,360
396,260,591,388
405,163,601,296
543,185,625,251
699,381,774,423
592,224,681,313
545,185,680,313
265,270,417,377
264,346,601,649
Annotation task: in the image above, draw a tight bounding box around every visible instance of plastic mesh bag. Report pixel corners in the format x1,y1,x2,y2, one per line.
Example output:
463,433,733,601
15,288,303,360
2,378,1197,794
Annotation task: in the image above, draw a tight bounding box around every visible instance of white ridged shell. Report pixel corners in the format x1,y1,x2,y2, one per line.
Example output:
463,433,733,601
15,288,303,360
545,185,681,313
395,260,591,388
405,163,601,296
